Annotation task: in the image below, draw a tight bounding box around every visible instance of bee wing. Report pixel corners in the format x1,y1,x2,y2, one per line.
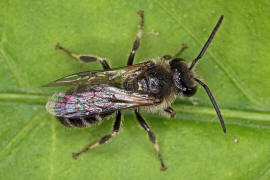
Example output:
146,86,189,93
43,61,154,87
46,84,158,118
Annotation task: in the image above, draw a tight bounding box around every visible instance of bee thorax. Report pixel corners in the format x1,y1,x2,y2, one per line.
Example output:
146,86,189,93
125,65,173,100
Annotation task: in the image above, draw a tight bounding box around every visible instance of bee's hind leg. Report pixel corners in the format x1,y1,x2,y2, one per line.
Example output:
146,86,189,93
72,111,121,159
134,108,167,171
127,10,144,66
55,43,110,70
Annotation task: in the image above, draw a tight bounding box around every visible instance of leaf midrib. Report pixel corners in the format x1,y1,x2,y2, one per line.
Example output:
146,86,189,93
0,92,269,125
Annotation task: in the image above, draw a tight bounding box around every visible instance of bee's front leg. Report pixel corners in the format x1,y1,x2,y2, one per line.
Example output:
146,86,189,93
164,106,176,118
162,44,188,61
55,43,110,70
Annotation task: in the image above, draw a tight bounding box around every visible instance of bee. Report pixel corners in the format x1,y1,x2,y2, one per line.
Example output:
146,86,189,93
45,10,226,171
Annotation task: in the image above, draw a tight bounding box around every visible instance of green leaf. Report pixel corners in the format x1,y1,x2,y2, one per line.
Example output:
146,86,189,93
1,0,270,179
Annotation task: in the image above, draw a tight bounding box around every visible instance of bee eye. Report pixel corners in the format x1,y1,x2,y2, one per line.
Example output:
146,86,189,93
170,58,197,97
183,86,197,97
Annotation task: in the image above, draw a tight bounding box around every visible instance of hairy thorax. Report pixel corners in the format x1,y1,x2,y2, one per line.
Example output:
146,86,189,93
124,62,174,102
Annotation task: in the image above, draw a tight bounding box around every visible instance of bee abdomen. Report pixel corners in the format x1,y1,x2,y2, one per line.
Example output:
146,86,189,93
57,116,102,128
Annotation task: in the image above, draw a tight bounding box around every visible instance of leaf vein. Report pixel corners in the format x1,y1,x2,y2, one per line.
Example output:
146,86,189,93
48,116,56,180
154,0,269,110
0,111,46,155
0,92,49,105
0,35,25,90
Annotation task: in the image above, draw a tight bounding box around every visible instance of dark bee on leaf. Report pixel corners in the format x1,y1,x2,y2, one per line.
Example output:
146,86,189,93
45,10,226,171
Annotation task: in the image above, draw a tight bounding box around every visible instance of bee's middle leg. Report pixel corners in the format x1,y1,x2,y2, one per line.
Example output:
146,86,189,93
127,10,144,66
55,43,110,70
134,108,167,171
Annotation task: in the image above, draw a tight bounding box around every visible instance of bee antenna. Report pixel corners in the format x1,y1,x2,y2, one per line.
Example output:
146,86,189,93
194,78,226,133
189,15,224,71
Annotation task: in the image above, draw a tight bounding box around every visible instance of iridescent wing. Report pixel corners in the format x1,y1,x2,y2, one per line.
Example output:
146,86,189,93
44,61,154,87
46,84,159,118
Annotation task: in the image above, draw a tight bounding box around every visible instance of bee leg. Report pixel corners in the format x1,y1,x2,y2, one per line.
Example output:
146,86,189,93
134,108,167,171
164,106,176,118
72,111,121,159
127,10,144,66
55,43,110,70
162,44,188,60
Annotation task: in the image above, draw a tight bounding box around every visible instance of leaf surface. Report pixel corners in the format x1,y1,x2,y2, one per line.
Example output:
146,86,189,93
1,0,270,179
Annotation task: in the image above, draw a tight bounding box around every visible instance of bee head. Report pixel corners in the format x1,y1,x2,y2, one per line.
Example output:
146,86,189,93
168,15,226,133
170,58,197,96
